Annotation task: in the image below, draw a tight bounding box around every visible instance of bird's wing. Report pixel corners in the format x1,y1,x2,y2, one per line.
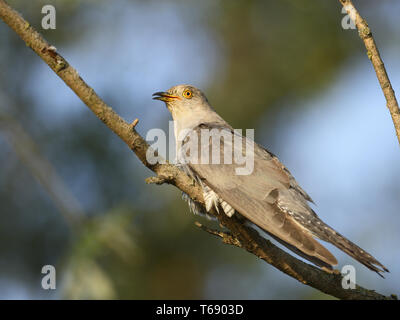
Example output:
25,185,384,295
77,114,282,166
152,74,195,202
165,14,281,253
181,123,338,267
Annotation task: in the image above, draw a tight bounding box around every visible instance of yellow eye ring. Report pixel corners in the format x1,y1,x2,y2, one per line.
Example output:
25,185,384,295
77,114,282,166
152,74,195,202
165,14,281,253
182,89,192,99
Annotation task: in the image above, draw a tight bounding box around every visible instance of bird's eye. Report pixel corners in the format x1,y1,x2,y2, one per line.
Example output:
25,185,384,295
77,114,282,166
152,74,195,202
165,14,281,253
182,89,193,99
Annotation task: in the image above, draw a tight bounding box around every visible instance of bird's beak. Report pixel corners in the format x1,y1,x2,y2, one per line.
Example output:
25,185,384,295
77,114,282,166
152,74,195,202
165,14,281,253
152,91,181,102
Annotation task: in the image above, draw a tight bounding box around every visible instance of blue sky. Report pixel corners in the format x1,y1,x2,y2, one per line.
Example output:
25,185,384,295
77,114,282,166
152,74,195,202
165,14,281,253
217,47,400,299
3,0,399,299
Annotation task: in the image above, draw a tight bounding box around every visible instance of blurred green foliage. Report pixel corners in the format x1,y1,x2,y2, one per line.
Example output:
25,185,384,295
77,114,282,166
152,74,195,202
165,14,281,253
0,0,386,299
207,0,357,128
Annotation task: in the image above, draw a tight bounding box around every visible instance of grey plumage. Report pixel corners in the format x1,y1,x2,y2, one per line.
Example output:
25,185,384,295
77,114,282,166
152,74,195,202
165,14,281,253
153,84,389,276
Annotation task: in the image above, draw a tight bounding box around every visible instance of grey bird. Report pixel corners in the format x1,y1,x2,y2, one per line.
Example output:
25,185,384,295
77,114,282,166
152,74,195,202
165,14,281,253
153,84,389,276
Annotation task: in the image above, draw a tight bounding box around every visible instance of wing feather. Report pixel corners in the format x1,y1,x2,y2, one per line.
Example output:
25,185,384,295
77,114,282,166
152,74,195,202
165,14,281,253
181,123,337,267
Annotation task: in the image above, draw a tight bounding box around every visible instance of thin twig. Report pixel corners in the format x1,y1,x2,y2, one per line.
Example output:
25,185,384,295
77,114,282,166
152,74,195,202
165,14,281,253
195,221,243,247
340,0,400,145
130,118,139,129
0,0,395,299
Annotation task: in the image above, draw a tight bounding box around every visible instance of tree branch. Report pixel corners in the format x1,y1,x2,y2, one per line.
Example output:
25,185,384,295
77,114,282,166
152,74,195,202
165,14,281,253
0,0,395,299
339,0,400,146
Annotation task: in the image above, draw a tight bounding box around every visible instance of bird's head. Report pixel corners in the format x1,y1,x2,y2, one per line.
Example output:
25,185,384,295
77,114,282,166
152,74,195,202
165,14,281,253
152,84,211,119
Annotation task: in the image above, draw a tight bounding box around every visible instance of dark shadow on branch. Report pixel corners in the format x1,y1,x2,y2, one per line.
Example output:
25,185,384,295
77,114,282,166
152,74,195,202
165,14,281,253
0,0,396,300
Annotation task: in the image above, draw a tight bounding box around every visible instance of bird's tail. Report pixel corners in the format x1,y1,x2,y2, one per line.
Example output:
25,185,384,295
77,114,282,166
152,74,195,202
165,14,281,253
316,222,389,277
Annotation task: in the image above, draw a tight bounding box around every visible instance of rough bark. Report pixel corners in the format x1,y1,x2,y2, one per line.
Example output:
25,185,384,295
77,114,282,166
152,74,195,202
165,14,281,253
340,0,400,146
0,0,396,299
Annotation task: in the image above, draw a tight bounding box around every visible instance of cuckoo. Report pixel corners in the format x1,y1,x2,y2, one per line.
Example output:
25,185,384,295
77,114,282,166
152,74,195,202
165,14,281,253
153,84,388,276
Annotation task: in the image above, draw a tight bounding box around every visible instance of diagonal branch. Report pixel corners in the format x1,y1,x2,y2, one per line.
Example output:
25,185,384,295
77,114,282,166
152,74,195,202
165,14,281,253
339,0,400,146
0,0,395,299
